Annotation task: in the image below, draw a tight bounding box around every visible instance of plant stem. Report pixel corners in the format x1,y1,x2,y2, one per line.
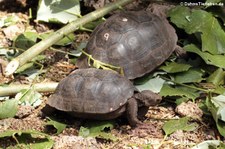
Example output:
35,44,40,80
160,76,210,93
0,82,58,96
5,0,135,75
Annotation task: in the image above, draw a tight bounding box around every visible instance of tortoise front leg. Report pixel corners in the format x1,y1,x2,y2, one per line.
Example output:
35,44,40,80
126,98,142,127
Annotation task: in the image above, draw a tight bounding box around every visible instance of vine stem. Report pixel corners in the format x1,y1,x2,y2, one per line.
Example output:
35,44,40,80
160,76,210,93
0,82,58,96
5,0,135,75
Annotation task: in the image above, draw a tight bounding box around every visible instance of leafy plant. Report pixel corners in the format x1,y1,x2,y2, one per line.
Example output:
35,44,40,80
0,130,54,149
206,95,225,136
162,117,198,137
37,0,81,24
0,99,18,119
46,117,67,134
78,121,117,141
81,49,124,75
192,140,225,149
15,86,42,107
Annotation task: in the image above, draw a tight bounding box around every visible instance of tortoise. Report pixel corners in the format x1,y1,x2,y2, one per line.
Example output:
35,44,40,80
77,10,182,79
43,68,162,126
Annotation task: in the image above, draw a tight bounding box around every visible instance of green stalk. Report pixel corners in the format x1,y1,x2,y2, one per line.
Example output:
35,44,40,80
5,0,134,75
0,82,58,96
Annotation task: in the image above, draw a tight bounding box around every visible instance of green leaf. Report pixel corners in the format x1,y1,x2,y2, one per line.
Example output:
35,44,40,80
206,0,223,3
175,97,190,105
15,87,42,107
160,62,191,73
169,6,190,29
206,95,225,136
37,0,81,24
0,99,18,119
160,84,199,100
162,117,198,136
0,130,54,149
135,76,165,93
208,6,225,26
15,62,35,74
184,44,225,69
210,95,225,122
46,117,67,134
174,68,205,83
78,121,117,141
207,68,225,86
0,14,19,27
192,140,224,149
169,6,225,54
213,86,225,95
14,32,39,50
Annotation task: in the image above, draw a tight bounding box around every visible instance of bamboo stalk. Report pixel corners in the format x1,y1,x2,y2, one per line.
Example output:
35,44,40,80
0,82,58,96
5,0,134,76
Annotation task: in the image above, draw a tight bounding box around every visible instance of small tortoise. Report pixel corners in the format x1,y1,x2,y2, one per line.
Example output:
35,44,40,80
77,10,182,79
44,68,161,126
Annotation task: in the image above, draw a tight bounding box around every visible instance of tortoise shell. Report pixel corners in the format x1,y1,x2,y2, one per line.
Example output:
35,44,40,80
77,11,178,79
47,68,135,115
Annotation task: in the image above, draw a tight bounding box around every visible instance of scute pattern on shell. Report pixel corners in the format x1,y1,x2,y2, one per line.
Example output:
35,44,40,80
47,68,135,114
77,11,178,79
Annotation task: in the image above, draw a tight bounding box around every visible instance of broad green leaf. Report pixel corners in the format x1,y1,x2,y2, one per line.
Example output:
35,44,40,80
192,140,223,149
174,68,205,83
210,95,225,122
0,99,18,119
15,87,42,107
135,76,165,93
14,32,39,50
206,0,223,3
160,84,199,100
208,6,225,26
39,32,75,46
160,62,191,73
169,7,225,54
78,121,117,141
207,68,225,86
69,42,87,61
0,130,54,149
46,117,67,134
206,95,225,136
162,117,198,136
184,44,225,69
37,0,80,24
213,86,225,95
169,6,190,29
175,97,189,105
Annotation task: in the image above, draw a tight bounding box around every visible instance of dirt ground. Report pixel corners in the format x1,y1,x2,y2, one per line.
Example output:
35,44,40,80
0,0,222,149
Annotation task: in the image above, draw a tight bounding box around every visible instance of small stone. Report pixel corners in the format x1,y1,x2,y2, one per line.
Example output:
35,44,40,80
16,105,34,118
175,101,203,119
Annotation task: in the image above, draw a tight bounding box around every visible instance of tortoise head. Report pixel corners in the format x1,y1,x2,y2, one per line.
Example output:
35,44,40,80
135,90,162,107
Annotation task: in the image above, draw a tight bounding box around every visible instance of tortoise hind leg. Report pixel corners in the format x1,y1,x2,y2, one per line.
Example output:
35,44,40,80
174,45,188,59
126,98,142,127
